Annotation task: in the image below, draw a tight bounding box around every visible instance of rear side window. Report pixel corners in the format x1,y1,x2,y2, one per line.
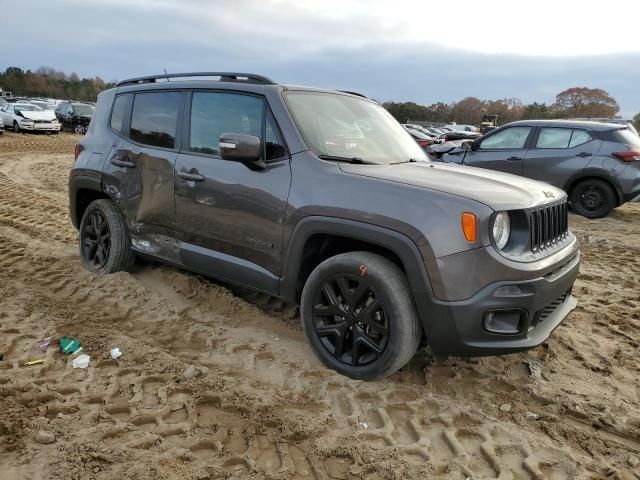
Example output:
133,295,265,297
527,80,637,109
110,94,129,133
480,127,531,149
536,128,572,148
568,129,592,148
535,128,592,149
130,92,181,149
613,128,640,149
189,92,263,156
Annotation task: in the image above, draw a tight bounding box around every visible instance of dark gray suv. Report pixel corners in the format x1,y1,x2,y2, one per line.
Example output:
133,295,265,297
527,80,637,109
442,120,640,218
69,72,580,379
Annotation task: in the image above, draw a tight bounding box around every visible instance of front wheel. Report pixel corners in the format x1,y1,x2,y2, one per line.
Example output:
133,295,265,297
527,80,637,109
74,124,86,135
79,199,135,274
300,252,421,380
13,121,20,133
570,179,616,219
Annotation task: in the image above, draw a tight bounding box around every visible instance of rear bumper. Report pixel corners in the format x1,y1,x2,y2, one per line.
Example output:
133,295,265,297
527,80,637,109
415,251,580,356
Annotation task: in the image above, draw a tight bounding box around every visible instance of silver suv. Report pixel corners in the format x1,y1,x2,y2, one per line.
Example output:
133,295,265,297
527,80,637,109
443,120,640,218
69,72,580,379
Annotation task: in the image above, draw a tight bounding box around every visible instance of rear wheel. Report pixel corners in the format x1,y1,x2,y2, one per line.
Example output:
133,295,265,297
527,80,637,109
300,252,421,380
570,179,616,219
79,199,134,274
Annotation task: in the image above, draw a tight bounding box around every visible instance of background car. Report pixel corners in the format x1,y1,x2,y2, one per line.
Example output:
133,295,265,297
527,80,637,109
441,120,640,218
55,101,95,134
403,126,437,150
444,123,478,132
438,130,481,143
0,102,60,133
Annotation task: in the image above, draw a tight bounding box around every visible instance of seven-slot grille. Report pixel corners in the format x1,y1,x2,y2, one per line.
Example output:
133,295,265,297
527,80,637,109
529,202,568,252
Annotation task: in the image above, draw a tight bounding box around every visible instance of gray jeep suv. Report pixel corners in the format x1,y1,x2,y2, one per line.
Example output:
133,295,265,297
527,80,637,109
442,120,640,218
69,72,580,379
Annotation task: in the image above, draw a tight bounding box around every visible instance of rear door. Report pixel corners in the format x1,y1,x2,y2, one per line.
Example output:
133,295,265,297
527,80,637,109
463,126,533,176
524,127,600,188
101,90,182,258
174,90,291,292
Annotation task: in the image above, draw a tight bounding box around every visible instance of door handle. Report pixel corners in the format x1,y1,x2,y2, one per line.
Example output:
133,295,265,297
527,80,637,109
178,170,205,182
111,157,135,168
507,156,522,161
576,152,592,158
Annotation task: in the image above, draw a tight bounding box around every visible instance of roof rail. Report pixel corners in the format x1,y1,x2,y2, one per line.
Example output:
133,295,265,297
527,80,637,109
116,72,276,87
338,90,368,99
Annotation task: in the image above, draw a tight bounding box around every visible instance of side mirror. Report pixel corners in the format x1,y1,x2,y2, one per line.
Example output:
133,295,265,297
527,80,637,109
219,133,262,163
471,138,480,151
461,140,473,150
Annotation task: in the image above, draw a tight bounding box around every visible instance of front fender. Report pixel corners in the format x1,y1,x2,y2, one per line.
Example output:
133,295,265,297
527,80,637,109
279,216,432,300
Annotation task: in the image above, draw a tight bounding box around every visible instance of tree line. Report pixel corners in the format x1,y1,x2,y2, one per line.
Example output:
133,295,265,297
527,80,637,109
1,66,638,131
0,67,114,102
383,87,626,126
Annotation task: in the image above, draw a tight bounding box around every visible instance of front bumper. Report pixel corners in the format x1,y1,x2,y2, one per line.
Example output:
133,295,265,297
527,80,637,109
415,251,580,356
21,122,60,131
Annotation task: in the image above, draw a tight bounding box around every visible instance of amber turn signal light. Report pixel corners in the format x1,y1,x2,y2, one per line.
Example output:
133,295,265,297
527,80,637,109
461,212,477,243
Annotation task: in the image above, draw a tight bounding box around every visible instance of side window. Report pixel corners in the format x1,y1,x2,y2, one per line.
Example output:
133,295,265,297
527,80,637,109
66,106,74,115
189,92,263,156
109,94,129,133
130,92,181,149
480,127,531,149
265,110,286,160
536,128,572,149
569,129,592,148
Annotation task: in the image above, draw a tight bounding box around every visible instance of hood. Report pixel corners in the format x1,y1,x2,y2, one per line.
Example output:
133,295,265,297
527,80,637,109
20,111,56,121
339,161,565,211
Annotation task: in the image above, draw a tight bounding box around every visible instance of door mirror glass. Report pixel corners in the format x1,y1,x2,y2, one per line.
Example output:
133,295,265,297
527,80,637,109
219,133,262,162
461,140,474,150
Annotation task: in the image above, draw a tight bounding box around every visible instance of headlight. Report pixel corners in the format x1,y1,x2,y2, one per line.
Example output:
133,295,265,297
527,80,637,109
492,211,511,250
20,118,34,123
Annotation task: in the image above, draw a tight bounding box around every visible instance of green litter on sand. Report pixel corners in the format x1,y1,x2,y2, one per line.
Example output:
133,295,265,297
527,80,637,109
59,338,81,354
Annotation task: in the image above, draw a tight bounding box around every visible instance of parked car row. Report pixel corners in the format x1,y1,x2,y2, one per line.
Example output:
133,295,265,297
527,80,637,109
0,96,95,134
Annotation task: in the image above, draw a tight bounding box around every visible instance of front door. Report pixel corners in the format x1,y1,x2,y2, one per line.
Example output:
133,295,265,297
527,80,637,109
463,126,533,176
174,91,291,293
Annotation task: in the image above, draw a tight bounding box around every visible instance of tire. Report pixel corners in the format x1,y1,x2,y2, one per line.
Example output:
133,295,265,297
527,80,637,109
13,121,19,133
79,199,135,274
74,124,85,135
569,179,616,219
300,251,421,380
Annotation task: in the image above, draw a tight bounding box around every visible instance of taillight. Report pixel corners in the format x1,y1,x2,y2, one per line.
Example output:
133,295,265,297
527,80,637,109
417,140,432,147
444,135,449,142
613,150,640,162
74,144,84,161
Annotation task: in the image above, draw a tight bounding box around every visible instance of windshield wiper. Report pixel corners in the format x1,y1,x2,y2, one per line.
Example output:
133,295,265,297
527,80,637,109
317,154,377,165
390,158,419,165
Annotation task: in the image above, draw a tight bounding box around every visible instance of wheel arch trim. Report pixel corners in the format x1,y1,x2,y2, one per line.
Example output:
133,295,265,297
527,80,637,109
69,174,107,229
279,216,433,301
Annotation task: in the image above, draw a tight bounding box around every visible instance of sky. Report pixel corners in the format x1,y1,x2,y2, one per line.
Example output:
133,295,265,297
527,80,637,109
3,0,639,116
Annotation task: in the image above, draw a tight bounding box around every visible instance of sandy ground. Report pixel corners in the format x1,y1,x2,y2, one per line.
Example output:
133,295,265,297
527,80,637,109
0,130,639,480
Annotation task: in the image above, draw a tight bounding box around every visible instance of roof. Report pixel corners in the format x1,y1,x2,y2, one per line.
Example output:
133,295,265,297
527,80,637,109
507,119,625,131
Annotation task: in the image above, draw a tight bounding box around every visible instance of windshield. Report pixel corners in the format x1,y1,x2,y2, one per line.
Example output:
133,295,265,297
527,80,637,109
284,91,428,164
15,105,43,112
73,104,95,116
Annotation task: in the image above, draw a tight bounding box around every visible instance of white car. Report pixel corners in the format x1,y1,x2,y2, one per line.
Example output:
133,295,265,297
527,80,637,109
0,103,60,133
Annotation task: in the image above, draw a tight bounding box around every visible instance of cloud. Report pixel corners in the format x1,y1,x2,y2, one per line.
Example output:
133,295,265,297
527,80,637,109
2,0,639,116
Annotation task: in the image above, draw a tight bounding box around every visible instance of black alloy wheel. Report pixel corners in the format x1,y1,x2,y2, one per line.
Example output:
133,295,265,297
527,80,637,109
312,273,390,366
81,209,111,269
